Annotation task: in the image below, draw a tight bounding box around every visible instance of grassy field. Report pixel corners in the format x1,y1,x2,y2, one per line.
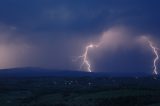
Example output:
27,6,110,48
0,89,160,106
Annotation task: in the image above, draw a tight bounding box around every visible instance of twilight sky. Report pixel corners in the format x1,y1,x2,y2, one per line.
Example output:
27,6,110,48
0,0,160,73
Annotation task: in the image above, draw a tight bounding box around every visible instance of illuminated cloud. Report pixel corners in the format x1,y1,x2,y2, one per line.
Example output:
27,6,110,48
0,24,33,68
99,27,133,50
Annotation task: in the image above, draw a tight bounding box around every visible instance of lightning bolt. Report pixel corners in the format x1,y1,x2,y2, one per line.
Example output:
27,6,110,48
76,35,160,75
148,40,159,75
78,44,99,72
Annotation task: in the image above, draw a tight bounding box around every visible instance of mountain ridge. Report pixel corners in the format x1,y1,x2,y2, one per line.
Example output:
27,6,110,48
0,67,153,77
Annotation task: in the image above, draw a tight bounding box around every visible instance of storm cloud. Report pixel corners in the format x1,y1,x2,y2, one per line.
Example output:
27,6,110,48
0,0,159,73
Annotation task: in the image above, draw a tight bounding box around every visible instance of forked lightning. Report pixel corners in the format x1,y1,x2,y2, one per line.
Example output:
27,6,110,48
76,36,160,75
148,40,159,75
78,44,99,72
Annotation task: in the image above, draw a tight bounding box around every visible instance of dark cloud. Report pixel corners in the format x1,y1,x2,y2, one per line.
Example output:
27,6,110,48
0,0,159,35
0,0,159,73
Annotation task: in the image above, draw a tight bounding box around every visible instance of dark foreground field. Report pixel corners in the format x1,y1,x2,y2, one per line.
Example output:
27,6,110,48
0,76,160,106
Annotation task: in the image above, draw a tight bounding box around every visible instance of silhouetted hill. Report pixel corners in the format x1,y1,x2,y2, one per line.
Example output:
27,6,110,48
0,67,154,77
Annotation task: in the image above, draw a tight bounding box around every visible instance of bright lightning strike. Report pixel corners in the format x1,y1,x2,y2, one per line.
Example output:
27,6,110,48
148,40,159,75
78,44,99,72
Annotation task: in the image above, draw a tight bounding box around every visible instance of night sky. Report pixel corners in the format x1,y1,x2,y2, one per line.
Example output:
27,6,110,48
0,0,160,74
